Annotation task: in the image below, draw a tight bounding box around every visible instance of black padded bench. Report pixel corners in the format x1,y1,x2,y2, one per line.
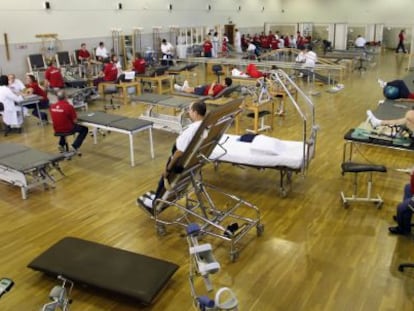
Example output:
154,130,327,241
340,162,387,208
28,237,179,305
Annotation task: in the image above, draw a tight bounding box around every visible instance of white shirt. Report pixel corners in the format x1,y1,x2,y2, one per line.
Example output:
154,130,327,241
0,86,23,126
295,51,306,63
161,42,174,56
231,68,249,78
95,46,109,59
176,120,202,152
304,50,318,67
355,37,367,48
247,43,256,52
278,38,285,48
9,79,25,93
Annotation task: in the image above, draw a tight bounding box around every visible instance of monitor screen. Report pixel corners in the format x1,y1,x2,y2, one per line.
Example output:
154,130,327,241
28,54,45,69
57,51,71,66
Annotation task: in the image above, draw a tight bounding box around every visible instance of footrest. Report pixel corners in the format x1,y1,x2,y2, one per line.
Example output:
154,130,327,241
341,162,387,174
247,110,271,118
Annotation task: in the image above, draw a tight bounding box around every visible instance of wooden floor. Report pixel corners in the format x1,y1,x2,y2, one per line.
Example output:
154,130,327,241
1,51,414,310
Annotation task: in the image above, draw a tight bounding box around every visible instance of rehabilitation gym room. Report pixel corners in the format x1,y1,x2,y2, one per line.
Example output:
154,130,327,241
1,0,414,310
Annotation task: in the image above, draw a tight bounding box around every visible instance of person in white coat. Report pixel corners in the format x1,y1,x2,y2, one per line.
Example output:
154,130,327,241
0,75,24,128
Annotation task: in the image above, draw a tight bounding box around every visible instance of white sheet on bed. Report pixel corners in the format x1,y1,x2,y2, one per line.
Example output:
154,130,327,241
210,134,306,169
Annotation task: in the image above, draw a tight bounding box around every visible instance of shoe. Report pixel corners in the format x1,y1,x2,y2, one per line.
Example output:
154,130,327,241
393,215,397,222
377,79,386,88
183,80,189,88
366,110,382,128
136,194,154,211
336,83,345,89
388,226,410,235
58,145,65,153
70,147,82,157
174,84,183,92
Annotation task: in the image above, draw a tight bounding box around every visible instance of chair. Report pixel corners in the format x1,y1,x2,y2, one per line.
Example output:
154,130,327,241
98,82,121,110
212,65,224,83
340,162,387,208
246,110,271,133
54,131,75,153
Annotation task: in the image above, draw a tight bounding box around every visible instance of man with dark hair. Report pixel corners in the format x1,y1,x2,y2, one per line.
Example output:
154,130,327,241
44,60,65,89
49,90,88,154
174,77,233,97
137,101,207,209
95,41,109,61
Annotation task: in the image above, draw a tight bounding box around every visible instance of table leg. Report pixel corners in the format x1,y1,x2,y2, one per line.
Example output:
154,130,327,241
129,133,135,167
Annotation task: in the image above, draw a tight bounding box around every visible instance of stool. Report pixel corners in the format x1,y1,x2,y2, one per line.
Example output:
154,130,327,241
54,131,75,153
340,162,387,208
246,110,271,133
103,86,121,110
212,65,224,83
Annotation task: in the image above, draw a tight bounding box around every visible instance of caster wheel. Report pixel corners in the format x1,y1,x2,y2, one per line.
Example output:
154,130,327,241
230,251,239,262
156,224,166,236
256,223,264,236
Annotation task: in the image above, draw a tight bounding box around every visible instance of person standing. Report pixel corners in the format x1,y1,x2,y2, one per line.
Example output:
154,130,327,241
396,29,407,53
212,32,219,58
234,28,242,53
203,37,213,58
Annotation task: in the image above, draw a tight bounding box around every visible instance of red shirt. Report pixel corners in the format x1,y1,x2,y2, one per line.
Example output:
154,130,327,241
103,63,118,81
45,66,65,88
78,49,90,61
26,82,48,101
204,84,225,96
203,41,213,54
49,100,77,133
132,58,146,74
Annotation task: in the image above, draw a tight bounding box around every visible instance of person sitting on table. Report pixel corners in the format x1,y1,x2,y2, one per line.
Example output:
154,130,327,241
95,41,109,62
78,43,91,63
44,60,65,90
93,55,119,86
388,170,414,235
366,108,414,133
24,74,49,122
132,52,146,74
0,75,24,128
49,90,88,154
8,74,25,94
174,77,232,97
377,78,414,100
137,101,206,209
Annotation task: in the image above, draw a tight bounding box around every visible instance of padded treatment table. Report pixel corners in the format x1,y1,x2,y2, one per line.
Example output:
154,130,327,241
28,237,179,305
131,93,200,133
0,143,65,199
373,99,413,120
77,111,154,166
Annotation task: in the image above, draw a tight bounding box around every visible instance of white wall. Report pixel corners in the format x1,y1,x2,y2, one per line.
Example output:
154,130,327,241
1,0,414,76
0,0,282,43
1,0,414,43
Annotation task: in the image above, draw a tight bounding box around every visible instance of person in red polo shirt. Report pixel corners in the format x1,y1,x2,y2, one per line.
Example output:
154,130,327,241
132,52,146,74
49,90,88,153
44,60,65,89
25,74,49,122
203,37,213,58
93,55,119,86
78,43,91,62
174,77,232,97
